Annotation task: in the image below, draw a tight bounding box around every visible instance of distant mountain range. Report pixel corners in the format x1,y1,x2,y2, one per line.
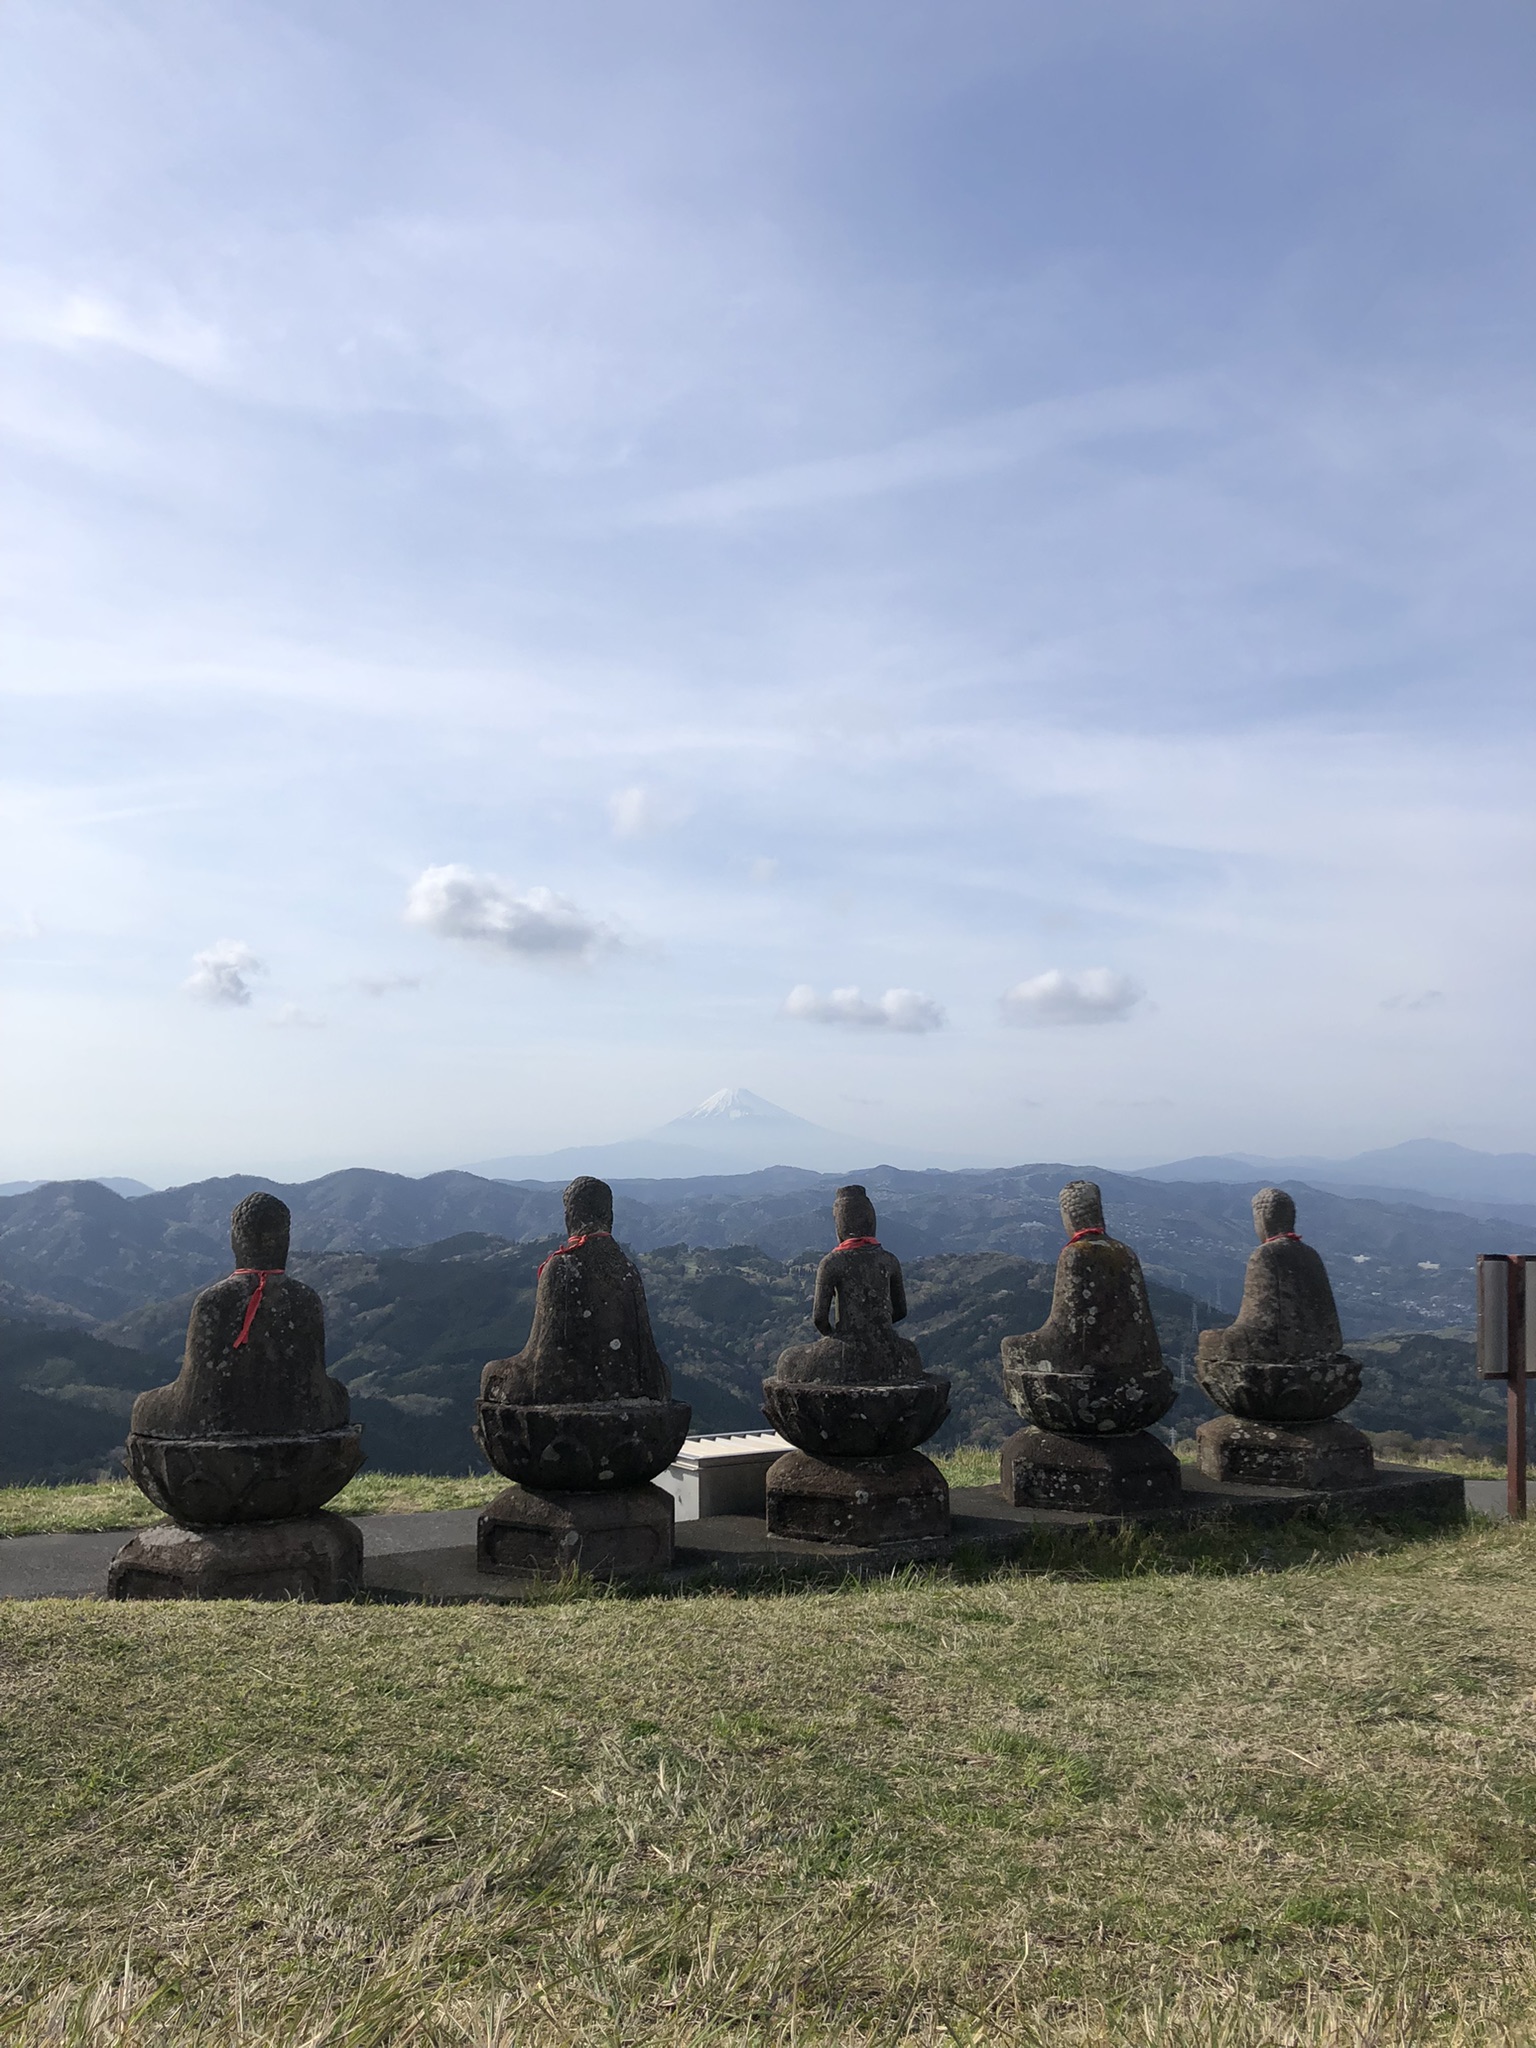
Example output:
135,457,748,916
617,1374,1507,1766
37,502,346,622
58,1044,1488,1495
0,1178,154,1200
1,1156,1526,1339
1139,1139,1536,1220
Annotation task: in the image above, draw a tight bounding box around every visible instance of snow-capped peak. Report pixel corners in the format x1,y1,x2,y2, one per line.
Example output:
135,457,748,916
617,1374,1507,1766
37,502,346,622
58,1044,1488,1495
676,1087,795,1125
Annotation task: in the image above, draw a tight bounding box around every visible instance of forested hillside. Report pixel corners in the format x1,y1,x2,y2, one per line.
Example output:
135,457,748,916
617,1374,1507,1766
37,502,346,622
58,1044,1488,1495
1,1159,1519,1333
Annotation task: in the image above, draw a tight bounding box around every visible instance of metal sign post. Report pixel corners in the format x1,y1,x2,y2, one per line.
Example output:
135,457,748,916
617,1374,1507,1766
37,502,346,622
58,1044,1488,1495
1477,1254,1530,1521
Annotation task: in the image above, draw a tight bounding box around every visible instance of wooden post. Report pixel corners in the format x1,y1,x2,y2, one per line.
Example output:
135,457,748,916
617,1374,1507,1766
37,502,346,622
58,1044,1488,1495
1510,1259,1528,1523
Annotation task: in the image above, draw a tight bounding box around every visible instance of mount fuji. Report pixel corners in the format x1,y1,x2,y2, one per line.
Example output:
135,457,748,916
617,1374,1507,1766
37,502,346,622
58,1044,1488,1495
465,1088,879,1181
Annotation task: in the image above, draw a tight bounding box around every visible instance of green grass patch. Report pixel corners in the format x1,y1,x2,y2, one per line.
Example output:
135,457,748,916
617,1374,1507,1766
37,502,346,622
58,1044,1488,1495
0,1452,1008,1538
0,1469,509,1537
5,1515,1536,2041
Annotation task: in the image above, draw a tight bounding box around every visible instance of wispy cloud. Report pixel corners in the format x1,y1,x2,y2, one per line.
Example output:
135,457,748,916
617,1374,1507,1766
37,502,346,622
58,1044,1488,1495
637,381,1208,527
269,1002,325,1029
352,974,422,998
1382,990,1444,1012
608,785,690,839
404,865,622,962
1000,969,1143,1027
785,984,945,1033
183,940,264,1007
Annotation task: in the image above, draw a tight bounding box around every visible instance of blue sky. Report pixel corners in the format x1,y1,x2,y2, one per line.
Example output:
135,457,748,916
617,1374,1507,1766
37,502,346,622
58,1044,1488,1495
3,0,1534,1184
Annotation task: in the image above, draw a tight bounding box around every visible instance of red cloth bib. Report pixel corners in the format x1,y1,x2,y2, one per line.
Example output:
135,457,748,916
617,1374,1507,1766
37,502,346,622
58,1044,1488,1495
231,1267,284,1350
1264,1232,1302,1244
1067,1227,1105,1244
836,1236,881,1250
538,1229,611,1277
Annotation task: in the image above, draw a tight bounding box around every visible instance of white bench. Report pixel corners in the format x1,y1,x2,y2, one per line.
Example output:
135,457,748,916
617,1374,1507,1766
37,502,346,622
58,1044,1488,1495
655,1430,793,1522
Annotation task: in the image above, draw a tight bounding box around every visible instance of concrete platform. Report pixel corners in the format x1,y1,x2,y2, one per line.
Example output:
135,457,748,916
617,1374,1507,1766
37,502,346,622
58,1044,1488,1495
0,1466,1465,1604
363,1463,1465,1603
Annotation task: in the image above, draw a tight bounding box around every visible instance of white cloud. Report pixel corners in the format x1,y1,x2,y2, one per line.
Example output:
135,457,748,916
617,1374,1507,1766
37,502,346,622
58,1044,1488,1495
784,984,945,1033
1382,990,1444,1012
1000,968,1143,1027
183,940,264,1007
403,864,620,962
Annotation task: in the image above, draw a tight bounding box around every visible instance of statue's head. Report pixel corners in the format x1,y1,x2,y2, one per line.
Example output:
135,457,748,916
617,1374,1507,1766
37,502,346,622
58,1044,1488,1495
1253,1187,1296,1241
564,1175,614,1235
231,1191,290,1270
1059,1180,1105,1236
833,1184,877,1242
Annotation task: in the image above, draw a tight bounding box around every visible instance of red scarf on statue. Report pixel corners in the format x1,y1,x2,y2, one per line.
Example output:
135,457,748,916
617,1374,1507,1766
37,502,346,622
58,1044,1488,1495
232,1267,284,1349
538,1229,612,1277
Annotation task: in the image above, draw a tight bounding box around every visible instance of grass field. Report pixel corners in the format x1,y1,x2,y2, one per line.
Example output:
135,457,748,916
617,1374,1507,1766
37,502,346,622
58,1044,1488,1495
4,1506,1536,2045
0,1452,1008,1538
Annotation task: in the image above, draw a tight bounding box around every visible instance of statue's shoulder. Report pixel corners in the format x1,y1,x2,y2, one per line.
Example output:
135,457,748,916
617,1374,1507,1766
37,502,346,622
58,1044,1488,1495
191,1272,246,1314
275,1273,324,1316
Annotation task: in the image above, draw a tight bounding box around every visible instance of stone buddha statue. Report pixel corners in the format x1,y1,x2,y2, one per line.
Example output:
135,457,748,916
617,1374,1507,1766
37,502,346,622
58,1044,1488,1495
110,1191,364,1600
772,1185,926,1386
1194,1188,1370,1487
1002,1180,1172,1425
997,1180,1179,1511
761,1186,950,1546
480,1175,672,1408
131,1192,350,1441
476,1175,690,1577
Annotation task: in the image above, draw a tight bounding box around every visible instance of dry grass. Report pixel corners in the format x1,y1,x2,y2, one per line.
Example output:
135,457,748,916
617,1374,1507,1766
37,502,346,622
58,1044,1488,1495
4,1512,1536,2043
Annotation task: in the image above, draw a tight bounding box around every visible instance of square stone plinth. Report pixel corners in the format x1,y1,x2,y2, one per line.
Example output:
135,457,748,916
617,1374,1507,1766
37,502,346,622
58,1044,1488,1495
477,1483,674,1579
107,1511,363,1602
1197,1414,1375,1490
764,1449,950,1547
1002,1427,1182,1514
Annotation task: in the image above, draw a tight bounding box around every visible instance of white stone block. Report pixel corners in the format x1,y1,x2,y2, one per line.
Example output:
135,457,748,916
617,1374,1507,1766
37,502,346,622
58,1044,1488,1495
655,1430,793,1522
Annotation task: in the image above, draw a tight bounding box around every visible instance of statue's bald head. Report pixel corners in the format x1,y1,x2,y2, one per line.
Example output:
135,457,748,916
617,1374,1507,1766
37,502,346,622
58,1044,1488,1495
1059,1180,1105,1235
564,1176,614,1235
1253,1187,1296,1242
231,1191,290,1269
833,1184,877,1241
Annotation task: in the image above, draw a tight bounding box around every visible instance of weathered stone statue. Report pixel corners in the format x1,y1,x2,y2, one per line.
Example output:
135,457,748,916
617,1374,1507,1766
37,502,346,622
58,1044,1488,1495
108,1192,364,1600
1195,1188,1372,1487
476,1176,690,1576
998,1180,1180,1512
761,1186,950,1546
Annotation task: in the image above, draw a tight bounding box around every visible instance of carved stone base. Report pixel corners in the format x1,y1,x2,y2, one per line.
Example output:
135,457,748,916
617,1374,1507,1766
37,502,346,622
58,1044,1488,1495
764,1450,950,1546
1001,1426,1182,1514
1196,1414,1375,1490
760,1378,950,1457
125,1427,363,1524
474,1400,691,1491
107,1512,363,1602
477,1483,674,1579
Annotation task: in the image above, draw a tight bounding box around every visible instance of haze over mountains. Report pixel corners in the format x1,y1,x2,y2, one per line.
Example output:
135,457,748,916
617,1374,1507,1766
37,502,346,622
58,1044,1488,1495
466,1087,944,1180
1139,1140,1536,1221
